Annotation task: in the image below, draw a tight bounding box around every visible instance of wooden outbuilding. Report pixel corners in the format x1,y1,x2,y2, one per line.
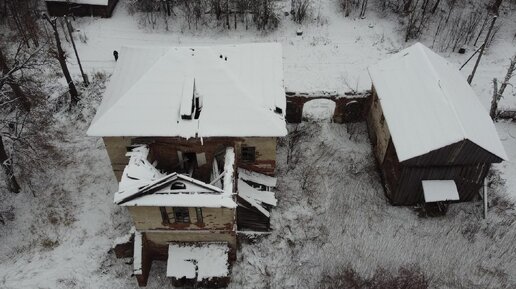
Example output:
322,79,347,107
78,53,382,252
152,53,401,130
366,43,507,206
45,0,119,18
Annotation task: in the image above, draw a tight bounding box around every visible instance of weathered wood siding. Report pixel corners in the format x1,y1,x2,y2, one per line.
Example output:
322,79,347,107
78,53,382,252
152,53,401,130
402,139,503,166
391,163,491,205
366,88,391,165
379,139,402,200
128,206,235,231
236,196,270,231
103,136,132,181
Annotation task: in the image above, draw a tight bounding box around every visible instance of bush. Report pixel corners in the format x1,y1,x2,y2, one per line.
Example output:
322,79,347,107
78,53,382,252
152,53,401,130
291,0,312,24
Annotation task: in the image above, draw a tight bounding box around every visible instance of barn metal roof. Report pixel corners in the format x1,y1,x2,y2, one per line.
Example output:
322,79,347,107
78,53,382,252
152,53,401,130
368,43,507,162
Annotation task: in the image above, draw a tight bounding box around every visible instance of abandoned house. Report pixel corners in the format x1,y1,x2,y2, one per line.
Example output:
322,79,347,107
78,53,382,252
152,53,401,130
87,43,286,286
366,42,507,206
45,0,119,18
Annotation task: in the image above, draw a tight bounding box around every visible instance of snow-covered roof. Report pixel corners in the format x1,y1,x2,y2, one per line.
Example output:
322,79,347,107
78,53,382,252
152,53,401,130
115,172,236,208
114,145,236,208
87,43,287,138
118,146,163,191
46,0,108,6
368,42,507,162
166,243,229,281
422,180,460,203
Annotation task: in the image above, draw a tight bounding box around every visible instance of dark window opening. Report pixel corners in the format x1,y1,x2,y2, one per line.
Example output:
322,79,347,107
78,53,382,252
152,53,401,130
159,207,191,224
170,181,186,190
173,207,190,223
194,97,202,119
195,208,203,223
241,146,256,162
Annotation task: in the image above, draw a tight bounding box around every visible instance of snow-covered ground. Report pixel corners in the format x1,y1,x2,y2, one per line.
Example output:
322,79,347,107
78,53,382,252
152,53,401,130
1,0,516,288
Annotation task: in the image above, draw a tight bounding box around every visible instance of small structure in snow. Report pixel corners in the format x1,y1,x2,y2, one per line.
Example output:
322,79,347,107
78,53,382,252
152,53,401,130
45,0,119,18
366,42,507,206
167,242,230,287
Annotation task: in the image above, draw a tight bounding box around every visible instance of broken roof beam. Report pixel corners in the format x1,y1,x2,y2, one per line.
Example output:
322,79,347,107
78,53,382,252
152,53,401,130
238,168,277,188
222,147,235,195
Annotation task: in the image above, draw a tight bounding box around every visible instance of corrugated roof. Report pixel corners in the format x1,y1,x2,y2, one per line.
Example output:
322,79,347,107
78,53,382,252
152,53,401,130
368,42,507,162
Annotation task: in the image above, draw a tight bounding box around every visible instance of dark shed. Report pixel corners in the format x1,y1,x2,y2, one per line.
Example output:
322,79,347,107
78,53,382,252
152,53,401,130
45,0,119,18
366,43,507,205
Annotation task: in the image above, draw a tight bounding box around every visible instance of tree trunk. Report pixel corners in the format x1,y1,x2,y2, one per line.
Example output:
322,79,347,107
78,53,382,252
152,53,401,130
489,0,503,16
44,14,79,106
497,54,516,98
0,47,31,111
489,78,499,120
403,0,413,13
468,16,497,84
226,0,230,29
430,0,441,14
0,136,20,193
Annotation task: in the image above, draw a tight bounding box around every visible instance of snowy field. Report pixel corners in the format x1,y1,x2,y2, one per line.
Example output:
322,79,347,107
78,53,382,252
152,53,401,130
1,0,516,288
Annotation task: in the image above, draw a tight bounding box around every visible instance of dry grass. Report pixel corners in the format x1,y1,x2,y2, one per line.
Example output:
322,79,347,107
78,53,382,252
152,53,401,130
231,122,516,289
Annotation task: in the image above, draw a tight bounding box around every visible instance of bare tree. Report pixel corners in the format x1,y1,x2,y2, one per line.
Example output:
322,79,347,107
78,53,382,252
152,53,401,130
490,54,516,120
467,15,497,84
5,0,41,48
0,136,20,193
43,14,79,107
0,46,32,111
489,0,504,15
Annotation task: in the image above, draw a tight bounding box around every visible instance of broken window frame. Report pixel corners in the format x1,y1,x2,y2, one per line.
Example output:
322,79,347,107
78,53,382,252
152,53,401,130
159,207,191,224
241,146,256,162
195,207,203,223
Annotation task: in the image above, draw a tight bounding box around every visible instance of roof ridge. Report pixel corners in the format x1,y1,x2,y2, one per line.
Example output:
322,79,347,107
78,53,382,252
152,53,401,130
89,47,171,132
196,48,285,138
418,44,468,140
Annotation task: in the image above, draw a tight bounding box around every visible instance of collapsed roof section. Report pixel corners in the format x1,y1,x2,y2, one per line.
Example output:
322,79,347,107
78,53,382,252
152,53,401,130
87,43,287,138
114,146,237,208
